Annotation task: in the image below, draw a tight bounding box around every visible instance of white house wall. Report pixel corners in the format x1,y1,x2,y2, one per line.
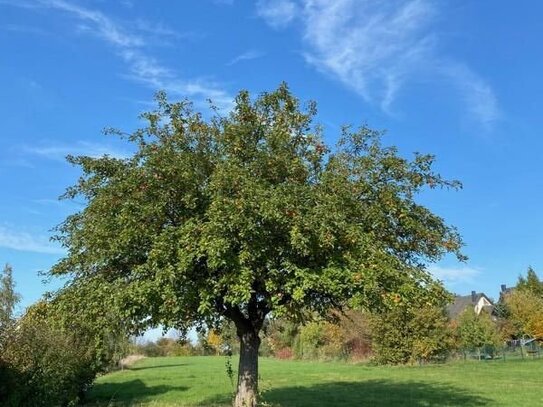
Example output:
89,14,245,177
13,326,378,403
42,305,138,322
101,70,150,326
475,296,492,315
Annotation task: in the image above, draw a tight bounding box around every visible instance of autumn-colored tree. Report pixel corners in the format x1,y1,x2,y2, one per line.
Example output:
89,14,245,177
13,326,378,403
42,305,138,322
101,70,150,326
265,310,371,361
51,84,463,406
504,289,543,339
207,330,223,355
337,310,372,360
370,289,452,365
264,318,299,358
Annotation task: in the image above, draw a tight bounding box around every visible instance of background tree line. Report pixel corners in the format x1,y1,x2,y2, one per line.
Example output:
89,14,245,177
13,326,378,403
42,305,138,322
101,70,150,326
181,267,543,365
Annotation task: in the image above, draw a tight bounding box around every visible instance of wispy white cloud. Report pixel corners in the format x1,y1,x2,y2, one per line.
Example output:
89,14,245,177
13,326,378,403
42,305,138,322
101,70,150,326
23,141,130,161
41,0,144,47
0,226,64,255
132,19,185,40
257,0,500,127
2,0,233,110
428,265,481,285
227,50,265,66
256,0,298,29
440,61,500,129
301,0,435,112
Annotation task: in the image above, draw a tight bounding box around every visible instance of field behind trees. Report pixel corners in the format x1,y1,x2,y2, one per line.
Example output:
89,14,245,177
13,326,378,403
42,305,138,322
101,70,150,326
87,356,543,406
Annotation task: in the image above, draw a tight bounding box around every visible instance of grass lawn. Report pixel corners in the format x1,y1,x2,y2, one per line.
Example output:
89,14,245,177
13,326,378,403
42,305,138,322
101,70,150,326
86,356,543,406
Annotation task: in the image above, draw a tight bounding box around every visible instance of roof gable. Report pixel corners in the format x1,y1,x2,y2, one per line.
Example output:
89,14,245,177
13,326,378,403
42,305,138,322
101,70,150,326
447,292,494,319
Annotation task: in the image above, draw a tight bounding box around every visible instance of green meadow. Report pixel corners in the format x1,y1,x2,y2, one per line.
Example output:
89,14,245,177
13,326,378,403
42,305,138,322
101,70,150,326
87,356,543,406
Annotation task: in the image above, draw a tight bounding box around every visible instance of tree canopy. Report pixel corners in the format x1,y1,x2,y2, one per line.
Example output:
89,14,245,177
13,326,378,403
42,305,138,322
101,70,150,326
517,267,543,298
52,84,464,406
504,289,543,339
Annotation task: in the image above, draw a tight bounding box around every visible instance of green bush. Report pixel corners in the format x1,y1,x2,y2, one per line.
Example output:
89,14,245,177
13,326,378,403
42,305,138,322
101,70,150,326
370,304,452,365
455,308,501,357
0,266,130,406
1,310,94,406
0,297,128,407
296,322,326,359
264,318,299,356
294,321,350,361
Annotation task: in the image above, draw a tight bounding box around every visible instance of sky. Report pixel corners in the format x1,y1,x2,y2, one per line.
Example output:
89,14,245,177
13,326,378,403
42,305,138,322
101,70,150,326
1,0,543,320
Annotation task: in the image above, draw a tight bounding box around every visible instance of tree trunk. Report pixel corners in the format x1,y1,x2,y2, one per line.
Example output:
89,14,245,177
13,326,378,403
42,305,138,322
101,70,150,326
234,329,260,407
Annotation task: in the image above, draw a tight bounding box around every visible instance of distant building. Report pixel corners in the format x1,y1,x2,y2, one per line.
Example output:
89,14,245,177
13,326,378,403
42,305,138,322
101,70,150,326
447,291,494,320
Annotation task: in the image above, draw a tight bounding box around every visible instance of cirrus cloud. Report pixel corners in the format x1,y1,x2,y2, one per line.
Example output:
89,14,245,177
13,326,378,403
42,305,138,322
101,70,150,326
428,265,481,285
1,0,234,110
0,226,64,255
257,0,500,128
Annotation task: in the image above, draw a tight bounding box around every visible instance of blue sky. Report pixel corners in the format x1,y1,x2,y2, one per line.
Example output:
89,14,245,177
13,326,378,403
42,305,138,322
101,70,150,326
1,0,542,316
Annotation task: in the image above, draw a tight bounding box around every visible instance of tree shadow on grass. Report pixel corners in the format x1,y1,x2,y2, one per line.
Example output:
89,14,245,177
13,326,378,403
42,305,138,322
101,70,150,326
86,379,188,406
258,381,493,407
202,380,493,407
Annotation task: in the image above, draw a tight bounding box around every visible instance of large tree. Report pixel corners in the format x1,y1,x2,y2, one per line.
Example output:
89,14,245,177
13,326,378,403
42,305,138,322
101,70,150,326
52,84,463,406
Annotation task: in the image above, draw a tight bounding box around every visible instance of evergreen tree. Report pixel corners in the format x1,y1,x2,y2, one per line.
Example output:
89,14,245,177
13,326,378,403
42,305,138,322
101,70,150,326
517,267,543,298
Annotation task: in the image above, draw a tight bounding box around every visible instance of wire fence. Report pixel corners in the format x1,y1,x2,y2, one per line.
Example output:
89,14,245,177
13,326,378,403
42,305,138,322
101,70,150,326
455,341,542,362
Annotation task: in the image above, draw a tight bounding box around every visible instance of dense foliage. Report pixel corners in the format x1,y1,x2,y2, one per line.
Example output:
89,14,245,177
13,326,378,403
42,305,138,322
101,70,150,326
503,289,543,339
495,267,543,340
1,303,98,406
261,310,371,361
0,278,129,406
454,309,501,357
370,295,452,364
